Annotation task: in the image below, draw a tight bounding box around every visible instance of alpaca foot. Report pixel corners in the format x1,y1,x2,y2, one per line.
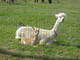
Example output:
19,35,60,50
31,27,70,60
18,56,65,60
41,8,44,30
39,39,46,45
46,40,57,45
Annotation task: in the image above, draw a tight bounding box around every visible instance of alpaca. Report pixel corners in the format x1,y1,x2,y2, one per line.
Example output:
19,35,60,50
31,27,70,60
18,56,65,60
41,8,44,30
15,26,39,45
38,13,66,44
15,13,66,45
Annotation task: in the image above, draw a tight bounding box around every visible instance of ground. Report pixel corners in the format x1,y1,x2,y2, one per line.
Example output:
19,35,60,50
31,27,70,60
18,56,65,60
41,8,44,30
0,0,80,60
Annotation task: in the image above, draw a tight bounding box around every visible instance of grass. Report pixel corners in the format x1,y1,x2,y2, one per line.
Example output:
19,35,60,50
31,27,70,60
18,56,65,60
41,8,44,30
0,0,80,60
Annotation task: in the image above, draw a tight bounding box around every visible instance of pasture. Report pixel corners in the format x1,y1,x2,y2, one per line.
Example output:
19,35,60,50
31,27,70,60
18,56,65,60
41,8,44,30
0,0,80,60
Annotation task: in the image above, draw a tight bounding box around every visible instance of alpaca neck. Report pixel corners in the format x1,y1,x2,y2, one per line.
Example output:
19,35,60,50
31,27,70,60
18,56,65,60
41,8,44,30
51,17,64,32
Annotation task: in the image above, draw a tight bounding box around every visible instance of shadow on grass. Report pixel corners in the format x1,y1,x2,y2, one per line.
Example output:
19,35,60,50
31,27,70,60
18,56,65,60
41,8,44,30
0,48,77,60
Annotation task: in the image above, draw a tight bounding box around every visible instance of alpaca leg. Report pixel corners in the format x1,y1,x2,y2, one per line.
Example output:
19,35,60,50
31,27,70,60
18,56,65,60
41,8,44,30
35,0,38,2
42,0,44,3
39,39,47,44
46,41,53,45
46,40,57,45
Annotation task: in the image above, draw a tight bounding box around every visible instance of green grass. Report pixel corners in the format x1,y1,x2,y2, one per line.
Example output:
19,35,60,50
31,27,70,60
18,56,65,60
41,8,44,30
0,0,80,60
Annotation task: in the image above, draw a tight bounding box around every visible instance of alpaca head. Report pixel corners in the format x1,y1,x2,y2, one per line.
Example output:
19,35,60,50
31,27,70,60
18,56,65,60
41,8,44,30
55,13,66,23
55,13,66,18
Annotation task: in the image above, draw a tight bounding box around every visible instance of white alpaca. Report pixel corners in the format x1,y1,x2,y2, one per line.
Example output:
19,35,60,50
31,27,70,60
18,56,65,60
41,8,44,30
39,13,66,44
15,26,39,45
15,13,66,45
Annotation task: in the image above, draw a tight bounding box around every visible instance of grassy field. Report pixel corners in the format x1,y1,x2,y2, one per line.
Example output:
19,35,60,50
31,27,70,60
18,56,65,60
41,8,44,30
0,0,80,60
